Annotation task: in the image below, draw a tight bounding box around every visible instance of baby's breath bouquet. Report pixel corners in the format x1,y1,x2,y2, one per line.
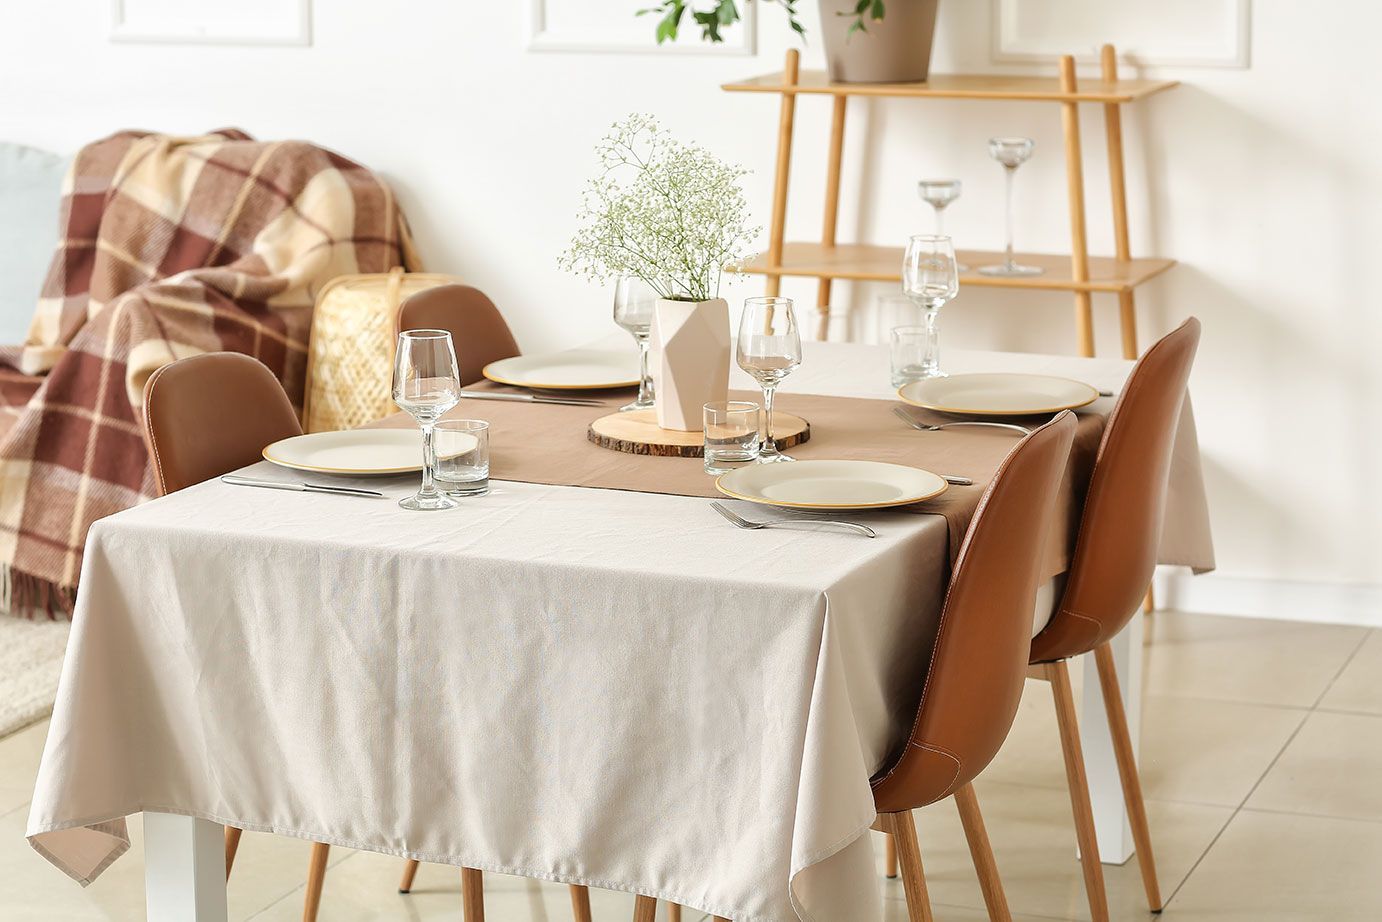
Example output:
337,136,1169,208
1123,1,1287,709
560,114,758,303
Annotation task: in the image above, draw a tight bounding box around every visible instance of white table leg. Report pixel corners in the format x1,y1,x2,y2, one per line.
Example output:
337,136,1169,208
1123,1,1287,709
1080,608,1143,865
144,813,228,922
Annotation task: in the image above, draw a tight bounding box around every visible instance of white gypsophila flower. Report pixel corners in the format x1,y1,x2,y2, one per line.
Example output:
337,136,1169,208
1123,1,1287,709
559,115,759,302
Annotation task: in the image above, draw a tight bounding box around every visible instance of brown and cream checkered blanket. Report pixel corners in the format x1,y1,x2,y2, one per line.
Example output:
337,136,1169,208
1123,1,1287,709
0,129,418,617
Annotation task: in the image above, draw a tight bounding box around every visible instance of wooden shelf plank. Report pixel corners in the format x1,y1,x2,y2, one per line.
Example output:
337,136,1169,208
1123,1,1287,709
737,243,1175,293
721,70,1178,104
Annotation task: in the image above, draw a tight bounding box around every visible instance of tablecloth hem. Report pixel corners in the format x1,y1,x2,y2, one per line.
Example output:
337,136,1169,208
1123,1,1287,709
788,816,879,922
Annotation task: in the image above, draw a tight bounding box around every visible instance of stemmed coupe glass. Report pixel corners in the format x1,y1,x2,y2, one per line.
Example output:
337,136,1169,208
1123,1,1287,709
980,137,1043,277
736,297,802,463
917,179,967,270
613,277,658,411
393,329,462,511
901,235,960,378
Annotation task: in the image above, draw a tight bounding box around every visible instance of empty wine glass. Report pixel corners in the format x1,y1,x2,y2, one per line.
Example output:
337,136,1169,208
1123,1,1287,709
613,277,658,411
901,235,960,378
736,297,802,463
981,137,1042,277
917,179,968,271
393,329,462,511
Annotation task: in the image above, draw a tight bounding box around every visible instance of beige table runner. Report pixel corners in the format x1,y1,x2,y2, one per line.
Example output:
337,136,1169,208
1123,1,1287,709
379,386,1107,581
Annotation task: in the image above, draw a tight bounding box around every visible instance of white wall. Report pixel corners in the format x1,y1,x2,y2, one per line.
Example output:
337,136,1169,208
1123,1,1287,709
3,2,1380,611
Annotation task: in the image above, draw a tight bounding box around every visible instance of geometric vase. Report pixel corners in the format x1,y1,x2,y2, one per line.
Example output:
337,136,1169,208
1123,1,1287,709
649,297,730,431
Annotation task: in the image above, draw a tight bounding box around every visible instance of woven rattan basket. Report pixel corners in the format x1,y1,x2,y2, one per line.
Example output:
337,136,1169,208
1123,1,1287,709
303,268,463,432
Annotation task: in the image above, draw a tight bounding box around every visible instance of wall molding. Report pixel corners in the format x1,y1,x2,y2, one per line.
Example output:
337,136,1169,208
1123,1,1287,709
1154,570,1382,628
991,0,1251,69
526,0,756,55
110,0,312,46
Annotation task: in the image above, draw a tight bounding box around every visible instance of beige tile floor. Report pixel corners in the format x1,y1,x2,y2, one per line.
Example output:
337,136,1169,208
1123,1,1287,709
0,611,1378,921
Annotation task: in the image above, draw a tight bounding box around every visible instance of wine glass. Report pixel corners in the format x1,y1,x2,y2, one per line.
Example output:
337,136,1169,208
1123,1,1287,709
917,179,968,271
736,297,802,463
901,235,959,378
613,277,658,411
393,329,462,511
980,137,1043,277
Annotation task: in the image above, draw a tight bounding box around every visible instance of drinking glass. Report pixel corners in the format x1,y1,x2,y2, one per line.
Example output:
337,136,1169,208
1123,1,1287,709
980,137,1043,277
891,325,938,387
703,401,761,474
901,235,959,378
917,179,968,270
393,329,462,511
434,419,490,496
613,277,659,411
736,297,802,464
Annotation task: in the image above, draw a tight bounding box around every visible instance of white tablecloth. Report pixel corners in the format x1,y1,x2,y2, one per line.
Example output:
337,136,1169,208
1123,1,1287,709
27,342,1213,921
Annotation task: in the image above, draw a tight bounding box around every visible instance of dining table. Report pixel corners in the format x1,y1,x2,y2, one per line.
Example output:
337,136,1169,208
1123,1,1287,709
26,338,1214,922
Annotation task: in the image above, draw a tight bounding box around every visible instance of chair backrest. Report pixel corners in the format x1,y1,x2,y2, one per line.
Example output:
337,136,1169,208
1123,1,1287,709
871,411,1077,813
1029,317,1201,664
395,284,520,386
142,352,302,496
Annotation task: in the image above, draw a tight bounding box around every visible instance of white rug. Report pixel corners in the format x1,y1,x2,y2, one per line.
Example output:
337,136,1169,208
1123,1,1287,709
0,616,69,737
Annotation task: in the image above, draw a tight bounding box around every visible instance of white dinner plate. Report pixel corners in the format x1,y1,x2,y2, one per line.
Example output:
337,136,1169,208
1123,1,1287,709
482,349,640,390
262,429,438,476
716,459,948,511
898,373,1098,416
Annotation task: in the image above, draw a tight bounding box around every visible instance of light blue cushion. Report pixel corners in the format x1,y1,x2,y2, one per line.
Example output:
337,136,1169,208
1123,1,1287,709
0,143,67,345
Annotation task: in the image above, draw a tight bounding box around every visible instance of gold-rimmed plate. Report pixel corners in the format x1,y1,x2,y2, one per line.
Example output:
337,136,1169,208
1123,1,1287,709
263,429,445,477
716,460,947,511
482,350,640,390
898,373,1098,417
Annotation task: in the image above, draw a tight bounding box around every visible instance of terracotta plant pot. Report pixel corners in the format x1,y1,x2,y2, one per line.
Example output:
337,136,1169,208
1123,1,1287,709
818,0,940,84
649,298,730,431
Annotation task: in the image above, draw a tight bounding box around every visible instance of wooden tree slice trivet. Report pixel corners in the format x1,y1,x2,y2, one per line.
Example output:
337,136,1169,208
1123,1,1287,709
588,408,810,457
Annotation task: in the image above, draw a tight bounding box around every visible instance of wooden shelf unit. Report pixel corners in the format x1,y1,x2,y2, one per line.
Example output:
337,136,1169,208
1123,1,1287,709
722,45,1178,359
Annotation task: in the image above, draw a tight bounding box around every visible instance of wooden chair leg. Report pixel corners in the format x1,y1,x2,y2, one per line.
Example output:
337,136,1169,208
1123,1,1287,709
223,826,243,880
1143,585,1155,613
398,858,420,893
1095,642,1163,911
953,784,1012,922
302,842,330,922
567,883,592,922
888,809,935,922
884,830,898,878
461,867,484,922
668,902,682,922
1048,660,1111,922
632,894,658,922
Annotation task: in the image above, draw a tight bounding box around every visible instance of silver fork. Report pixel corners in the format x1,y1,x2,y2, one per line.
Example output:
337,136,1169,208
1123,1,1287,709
711,502,877,538
892,406,1032,436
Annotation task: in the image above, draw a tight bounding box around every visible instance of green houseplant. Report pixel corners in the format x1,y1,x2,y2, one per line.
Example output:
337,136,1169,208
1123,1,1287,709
560,115,757,430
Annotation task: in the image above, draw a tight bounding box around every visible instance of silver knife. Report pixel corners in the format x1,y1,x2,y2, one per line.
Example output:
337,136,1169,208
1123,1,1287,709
220,475,384,498
943,475,974,486
459,391,606,407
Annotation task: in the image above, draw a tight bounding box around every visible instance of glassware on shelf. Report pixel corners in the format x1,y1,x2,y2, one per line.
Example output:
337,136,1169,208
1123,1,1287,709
980,137,1043,278
393,329,462,511
917,179,967,271
736,297,802,464
434,419,490,496
612,277,659,411
703,400,761,474
901,235,960,378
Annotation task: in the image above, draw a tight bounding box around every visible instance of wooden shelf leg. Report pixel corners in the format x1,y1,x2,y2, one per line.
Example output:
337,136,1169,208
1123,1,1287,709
816,93,848,339
1101,44,1139,360
765,49,801,299
1059,55,1094,358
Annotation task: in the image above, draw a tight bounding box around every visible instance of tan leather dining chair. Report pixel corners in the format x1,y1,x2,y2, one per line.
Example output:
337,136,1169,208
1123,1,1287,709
395,283,521,386
1021,317,1202,922
141,352,334,922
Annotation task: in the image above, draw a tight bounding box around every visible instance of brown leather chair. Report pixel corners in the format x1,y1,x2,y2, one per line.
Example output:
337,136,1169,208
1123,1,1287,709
1021,317,1201,921
395,284,520,386
872,411,1078,922
141,352,335,920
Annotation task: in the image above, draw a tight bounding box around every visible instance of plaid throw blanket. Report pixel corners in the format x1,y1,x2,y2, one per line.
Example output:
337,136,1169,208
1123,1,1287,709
0,129,418,617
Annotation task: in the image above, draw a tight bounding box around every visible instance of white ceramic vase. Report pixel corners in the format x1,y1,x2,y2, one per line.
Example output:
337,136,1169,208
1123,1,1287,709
649,297,730,431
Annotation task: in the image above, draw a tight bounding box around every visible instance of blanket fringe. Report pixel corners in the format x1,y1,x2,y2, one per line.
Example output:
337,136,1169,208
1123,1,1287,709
0,563,73,621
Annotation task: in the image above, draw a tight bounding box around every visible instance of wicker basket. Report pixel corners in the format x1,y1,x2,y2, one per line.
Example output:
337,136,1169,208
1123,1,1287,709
303,268,463,432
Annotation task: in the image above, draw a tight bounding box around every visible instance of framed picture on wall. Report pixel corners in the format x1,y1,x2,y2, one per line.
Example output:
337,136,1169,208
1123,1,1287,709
527,0,757,55
110,0,312,46
992,0,1250,68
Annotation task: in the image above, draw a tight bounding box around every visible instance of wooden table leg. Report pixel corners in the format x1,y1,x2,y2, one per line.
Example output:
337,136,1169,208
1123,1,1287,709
145,813,228,922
